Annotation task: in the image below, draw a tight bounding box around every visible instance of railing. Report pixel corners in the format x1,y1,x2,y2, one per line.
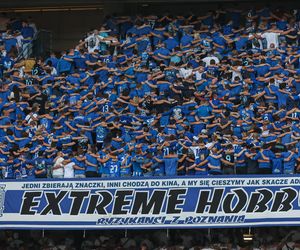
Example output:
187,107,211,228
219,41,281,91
16,29,52,61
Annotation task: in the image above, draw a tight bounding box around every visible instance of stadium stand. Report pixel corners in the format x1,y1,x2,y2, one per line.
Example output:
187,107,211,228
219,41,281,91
1,7,300,179
1,227,300,249
0,16,37,64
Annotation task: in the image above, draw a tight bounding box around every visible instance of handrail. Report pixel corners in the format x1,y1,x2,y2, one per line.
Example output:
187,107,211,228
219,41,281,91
16,29,52,61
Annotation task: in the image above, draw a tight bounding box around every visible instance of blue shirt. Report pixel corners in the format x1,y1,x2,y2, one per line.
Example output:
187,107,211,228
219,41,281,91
207,155,222,174
272,157,283,174
132,155,144,173
85,153,98,172
253,150,275,169
72,157,85,175
21,26,34,40
34,158,47,178
164,157,178,176
57,56,73,74
282,152,297,174
196,105,212,118
164,38,179,51
120,155,132,175
95,125,107,143
181,34,193,47
107,160,121,177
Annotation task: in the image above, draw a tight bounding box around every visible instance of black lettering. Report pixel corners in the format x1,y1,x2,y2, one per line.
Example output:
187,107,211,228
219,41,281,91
41,191,67,215
132,190,166,215
166,189,186,214
271,188,297,212
113,190,133,215
69,191,89,215
87,191,112,214
246,189,272,212
20,192,42,215
196,189,224,213
223,189,247,213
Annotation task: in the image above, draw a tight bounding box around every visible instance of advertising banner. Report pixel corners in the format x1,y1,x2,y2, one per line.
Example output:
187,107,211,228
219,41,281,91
0,175,299,229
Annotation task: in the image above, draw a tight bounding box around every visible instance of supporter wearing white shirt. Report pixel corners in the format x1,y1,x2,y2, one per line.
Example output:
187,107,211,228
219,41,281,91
195,66,205,80
231,64,243,81
179,66,193,79
261,31,280,48
52,152,65,178
25,103,39,124
64,161,75,178
258,24,295,49
84,29,100,53
14,32,24,50
249,33,263,49
202,56,220,66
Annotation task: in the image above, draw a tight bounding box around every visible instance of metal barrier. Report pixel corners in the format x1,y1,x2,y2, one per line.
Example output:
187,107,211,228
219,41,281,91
16,29,52,61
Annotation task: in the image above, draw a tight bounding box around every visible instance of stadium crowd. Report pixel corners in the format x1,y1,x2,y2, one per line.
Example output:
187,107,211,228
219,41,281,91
1,227,300,250
1,8,300,179
0,15,37,62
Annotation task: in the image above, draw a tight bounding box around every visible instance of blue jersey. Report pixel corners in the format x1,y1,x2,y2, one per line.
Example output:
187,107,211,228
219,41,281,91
207,155,221,166
253,150,275,169
164,157,178,176
4,163,14,179
120,155,132,176
195,157,207,175
195,147,209,160
100,102,111,113
34,158,47,178
95,125,107,143
272,157,283,174
107,161,120,177
235,147,246,167
163,146,171,156
85,153,98,172
24,160,35,179
153,156,165,176
72,157,85,175
102,159,120,177
207,155,222,174
132,155,144,173
282,152,297,174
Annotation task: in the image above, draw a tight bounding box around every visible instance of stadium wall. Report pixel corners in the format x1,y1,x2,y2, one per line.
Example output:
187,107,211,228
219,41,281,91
7,0,300,51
